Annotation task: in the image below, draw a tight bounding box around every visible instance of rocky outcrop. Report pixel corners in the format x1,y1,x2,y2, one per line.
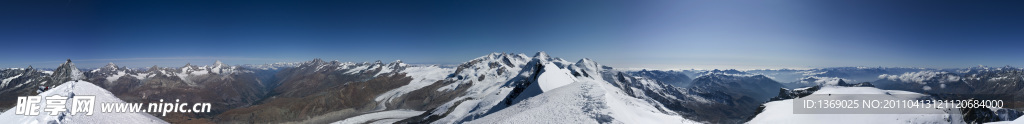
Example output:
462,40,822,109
51,59,84,85
768,85,820,102
0,66,52,110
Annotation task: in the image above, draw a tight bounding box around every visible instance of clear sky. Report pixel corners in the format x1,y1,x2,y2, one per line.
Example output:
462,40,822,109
2,0,1023,69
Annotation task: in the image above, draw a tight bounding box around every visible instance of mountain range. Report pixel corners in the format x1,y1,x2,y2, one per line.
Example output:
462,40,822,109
1,52,1022,124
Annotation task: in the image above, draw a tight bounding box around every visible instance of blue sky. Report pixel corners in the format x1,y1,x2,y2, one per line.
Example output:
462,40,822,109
2,0,1023,69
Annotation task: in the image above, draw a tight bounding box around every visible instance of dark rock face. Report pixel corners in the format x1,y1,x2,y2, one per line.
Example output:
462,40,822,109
501,60,545,106
689,74,785,103
961,105,999,124
216,73,418,124
648,74,786,124
769,85,821,102
213,59,472,124
215,60,391,123
0,67,52,110
50,59,83,85
0,60,86,111
835,79,874,87
628,69,693,88
874,69,1024,114
996,109,1023,121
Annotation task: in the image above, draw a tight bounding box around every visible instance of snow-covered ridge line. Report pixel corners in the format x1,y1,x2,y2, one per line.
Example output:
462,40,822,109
89,61,261,83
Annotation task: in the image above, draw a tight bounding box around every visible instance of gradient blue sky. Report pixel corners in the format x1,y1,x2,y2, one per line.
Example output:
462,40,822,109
2,0,1023,69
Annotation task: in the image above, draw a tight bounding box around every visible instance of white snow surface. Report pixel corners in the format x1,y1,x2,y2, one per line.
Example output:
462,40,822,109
374,65,454,103
332,110,424,124
426,53,531,123
468,78,698,124
104,71,126,82
69,67,84,81
747,86,964,124
0,81,168,124
535,62,577,92
130,73,149,80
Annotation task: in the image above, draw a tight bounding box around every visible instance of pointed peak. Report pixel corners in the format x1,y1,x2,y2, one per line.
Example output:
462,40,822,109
488,52,502,58
310,58,325,65
58,59,75,67
533,51,549,58
51,59,84,83
389,60,407,67
214,60,224,65
148,65,160,71
103,62,119,70
184,62,192,67
576,58,593,63
55,59,77,70
374,60,383,64
530,51,553,63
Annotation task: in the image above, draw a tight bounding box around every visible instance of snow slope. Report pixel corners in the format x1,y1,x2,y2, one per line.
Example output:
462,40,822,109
426,53,531,123
374,65,455,103
747,86,963,124
0,81,168,124
535,62,577,92
332,110,424,124
468,78,698,124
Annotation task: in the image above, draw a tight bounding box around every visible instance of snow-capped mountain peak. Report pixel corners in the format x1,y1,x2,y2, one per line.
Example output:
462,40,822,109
146,65,161,73
574,58,600,72
308,58,326,66
102,63,118,70
533,51,552,62
213,60,227,67
50,59,84,84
